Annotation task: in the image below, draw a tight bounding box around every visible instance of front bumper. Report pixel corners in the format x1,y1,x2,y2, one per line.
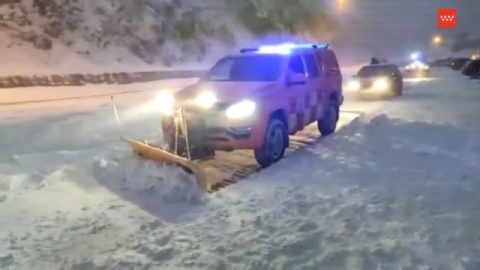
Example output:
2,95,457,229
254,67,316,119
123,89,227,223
346,86,395,99
346,84,392,93
162,108,266,151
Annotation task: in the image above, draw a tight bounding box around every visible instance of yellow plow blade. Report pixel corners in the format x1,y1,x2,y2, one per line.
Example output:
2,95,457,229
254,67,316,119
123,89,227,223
121,137,208,191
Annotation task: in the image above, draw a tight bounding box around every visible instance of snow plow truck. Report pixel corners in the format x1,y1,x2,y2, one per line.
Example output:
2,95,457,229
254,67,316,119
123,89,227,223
123,43,344,192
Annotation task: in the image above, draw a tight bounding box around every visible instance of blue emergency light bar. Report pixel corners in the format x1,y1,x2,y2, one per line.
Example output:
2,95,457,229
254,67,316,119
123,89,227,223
240,43,329,54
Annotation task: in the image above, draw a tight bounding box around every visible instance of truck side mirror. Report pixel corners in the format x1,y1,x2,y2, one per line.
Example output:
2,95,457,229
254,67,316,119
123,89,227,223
286,72,307,86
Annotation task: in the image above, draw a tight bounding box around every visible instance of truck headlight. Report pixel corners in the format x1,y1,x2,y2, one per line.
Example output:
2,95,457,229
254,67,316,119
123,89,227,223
155,91,175,115
347,80,361,91
226,100,256,119
195,92,217,109
373,78,389,90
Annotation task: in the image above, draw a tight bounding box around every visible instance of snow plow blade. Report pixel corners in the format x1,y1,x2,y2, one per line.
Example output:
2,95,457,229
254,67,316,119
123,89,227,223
121,137,208,191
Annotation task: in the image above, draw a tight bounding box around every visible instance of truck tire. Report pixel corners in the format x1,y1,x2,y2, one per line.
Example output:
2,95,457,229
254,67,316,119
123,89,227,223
254,118,288,168
318,100,338,136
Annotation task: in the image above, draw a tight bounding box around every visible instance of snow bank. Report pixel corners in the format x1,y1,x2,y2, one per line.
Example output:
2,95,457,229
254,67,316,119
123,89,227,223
95,157,206,204
58,114,476,269
3,111,479,269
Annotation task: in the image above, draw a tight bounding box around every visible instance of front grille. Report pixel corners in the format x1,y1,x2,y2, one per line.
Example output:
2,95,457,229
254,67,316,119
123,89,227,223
207,127,227,134
361,81,372,88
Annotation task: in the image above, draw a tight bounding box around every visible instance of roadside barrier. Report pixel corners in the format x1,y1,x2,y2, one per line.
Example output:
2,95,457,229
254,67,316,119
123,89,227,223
0,70,206,88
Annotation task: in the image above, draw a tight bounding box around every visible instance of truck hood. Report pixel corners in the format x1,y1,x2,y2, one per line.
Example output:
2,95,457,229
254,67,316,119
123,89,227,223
175,81,277,104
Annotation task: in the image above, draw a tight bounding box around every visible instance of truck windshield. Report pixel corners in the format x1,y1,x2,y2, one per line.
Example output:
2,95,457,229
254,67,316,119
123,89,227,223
206,55,283,81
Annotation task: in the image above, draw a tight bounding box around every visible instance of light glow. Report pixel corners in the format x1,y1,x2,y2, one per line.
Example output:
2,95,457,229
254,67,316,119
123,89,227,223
347,80,361,91
373,78,389,91
226,100,256,119
195,92,217,109
154,91,175,115
433,35,442,45
257,43,328,54
258,44,294,54
410,52,420,61
406,61,429,70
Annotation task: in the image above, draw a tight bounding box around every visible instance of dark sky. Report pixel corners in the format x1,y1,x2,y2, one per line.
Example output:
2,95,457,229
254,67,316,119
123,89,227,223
331,0,480,58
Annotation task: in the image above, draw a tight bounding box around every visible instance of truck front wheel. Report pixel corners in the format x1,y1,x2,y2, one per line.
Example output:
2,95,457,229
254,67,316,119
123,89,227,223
254,118,288,168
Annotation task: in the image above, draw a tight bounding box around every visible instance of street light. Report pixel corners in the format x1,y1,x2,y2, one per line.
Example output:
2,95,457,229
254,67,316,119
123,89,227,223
410,52,420,61
432,35,442,46
338,0,344,14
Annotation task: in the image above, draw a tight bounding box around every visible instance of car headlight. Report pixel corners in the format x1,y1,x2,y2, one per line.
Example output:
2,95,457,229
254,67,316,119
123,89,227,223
347,80,361,91
195,92,217,109
226,100,256,119
373,78,389,90
155,91,175,115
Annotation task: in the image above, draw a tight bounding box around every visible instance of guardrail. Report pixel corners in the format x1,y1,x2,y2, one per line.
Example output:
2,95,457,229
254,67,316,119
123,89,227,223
0,70,207,88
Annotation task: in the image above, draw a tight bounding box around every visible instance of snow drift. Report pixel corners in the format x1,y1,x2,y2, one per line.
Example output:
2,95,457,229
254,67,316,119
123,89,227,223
2,107,480,269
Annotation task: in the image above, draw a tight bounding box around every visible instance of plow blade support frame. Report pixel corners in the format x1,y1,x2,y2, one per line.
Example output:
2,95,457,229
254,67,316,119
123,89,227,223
122,137,208,191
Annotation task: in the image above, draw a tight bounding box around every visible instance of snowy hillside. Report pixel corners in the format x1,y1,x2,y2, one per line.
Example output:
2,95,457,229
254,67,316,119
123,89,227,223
0,0,240,75
1,69,480,269
0,0,339,76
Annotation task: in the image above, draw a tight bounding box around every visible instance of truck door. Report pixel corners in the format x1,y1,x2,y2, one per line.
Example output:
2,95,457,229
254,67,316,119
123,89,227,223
303,52,323,124
285,54,309,133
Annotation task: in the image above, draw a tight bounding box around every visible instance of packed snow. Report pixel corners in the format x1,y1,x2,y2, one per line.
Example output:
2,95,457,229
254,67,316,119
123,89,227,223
1,69,480,269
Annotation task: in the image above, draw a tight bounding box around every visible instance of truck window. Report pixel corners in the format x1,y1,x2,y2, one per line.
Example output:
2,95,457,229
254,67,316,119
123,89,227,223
315,52,324,76
288,55,306,75
304,53,319,78
323,50,339,72
208,58,234,80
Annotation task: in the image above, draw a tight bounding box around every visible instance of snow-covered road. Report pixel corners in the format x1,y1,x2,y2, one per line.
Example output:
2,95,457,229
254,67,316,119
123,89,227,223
1,69,480,269
0,78,198,122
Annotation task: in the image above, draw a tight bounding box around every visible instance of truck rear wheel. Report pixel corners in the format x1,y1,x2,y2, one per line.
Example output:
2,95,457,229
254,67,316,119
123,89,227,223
318,100,338,136
254,118,288,168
